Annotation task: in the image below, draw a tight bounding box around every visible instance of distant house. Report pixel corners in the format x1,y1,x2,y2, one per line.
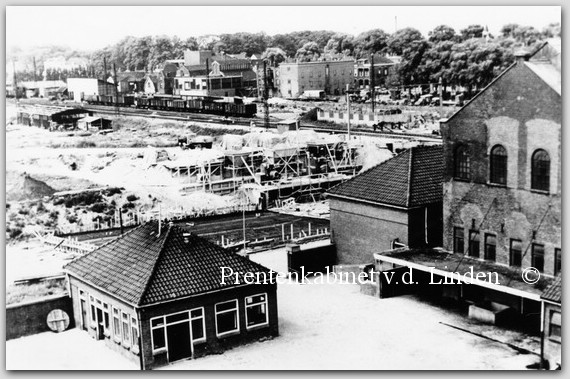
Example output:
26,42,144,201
77,116,112,131
327,145,443,264
64,221,279,370
540,275,561,369
354,54,399,89
19,80,66,98
115,71,147,94
67,78,116,102
143,74,159,95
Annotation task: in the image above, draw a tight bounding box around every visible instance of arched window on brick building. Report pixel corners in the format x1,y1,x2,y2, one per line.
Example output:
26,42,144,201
490,145,507,185
454,145,470,180
531,149,550,191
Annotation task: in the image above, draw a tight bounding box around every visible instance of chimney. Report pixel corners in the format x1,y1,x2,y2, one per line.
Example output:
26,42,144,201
514,49,531,63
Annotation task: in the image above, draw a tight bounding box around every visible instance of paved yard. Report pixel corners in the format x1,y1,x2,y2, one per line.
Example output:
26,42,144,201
7,278,539,370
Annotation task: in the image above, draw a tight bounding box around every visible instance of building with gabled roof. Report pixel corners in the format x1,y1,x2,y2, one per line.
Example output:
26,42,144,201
64,221,278,369
540,274,561,369
373,40,560,333
327,144,443,264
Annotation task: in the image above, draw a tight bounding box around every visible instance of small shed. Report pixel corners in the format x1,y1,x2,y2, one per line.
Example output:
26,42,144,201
277,119,299,134
17,107,91,129
78,116,112,131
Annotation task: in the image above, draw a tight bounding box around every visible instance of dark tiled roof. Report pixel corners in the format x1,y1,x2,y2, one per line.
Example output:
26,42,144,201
64,221,272,306
327,145,443,208
541,274,561,303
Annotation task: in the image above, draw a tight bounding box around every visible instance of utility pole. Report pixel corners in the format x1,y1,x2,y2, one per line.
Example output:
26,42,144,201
103,56,108,80
438,77,443,117
263,60,270,129
370,53,375,115
12,60,18,103
33,56,37,82
113,63,120,115
346,83,351,140
206,58,210,97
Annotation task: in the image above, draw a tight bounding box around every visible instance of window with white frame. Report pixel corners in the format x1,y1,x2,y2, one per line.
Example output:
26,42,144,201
122,312,131,347
150,317,166,352
113,308,121,340
190,308,206,342
215,300,239,336
103,304,110,336
245,294,268,328
131,317,139,351
89,296,97,327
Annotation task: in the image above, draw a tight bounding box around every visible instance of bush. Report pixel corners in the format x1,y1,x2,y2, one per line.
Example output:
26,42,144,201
77,140,97,148
67,214,78,224
18,208,30,215
122,202,135,210
103,187,122,197
90,202,108,213
126,194,139,202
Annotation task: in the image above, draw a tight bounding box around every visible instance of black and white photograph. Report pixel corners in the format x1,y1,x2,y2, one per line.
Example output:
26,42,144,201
4,3,562,370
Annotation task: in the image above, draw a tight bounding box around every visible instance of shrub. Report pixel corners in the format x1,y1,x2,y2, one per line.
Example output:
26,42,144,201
67,214,78,224
126,194,139,202
90,202,108,213
103,187,122,197
18,208,30,215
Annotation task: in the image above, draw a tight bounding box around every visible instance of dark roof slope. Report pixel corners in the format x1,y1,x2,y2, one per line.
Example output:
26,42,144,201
327,145,443,208
541,274,561,303
65,221,272,306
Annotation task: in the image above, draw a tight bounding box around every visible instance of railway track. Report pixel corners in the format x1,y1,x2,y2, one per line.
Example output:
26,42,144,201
14,99,442,142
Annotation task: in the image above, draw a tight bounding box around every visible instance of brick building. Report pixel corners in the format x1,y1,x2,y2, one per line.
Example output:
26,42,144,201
374,40,560,331
276,59,355,98
540,275,561,369
173,51,257,97
64,221,278,370
328,145,443,264
354,54,398,89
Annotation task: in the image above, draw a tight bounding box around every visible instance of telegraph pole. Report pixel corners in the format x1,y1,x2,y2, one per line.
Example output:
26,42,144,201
12,60,18,102
206,58,210,97
33,56,37,82
438,77,443,117
113,63,120,115
263,60,270,129
370,53,375,115
346,83,351,140
103,56,108,80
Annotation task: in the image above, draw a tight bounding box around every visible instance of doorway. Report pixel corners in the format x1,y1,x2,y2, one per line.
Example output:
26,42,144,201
166,321,192,362
96,308,105,340
80,299,88,331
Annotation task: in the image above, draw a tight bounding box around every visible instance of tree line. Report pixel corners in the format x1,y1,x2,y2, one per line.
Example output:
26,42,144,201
8,22,560,91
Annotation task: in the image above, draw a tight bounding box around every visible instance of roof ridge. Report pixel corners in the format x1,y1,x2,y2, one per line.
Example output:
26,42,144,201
63,222,147,270
328,148,403,194
138,223,173,306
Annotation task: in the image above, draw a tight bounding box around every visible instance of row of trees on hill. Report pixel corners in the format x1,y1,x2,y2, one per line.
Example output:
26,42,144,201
8,22,560,91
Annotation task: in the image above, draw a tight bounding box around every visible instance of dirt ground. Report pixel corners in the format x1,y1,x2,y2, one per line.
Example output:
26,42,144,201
6,277,540,370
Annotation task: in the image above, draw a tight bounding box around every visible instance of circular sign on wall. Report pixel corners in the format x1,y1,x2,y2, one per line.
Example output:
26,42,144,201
46,309,70,333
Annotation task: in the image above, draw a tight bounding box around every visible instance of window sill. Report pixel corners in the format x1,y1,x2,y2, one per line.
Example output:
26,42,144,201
530,189,550,195
131,346,140,355
216,330,240,339
548,337,561,344
453,177,471,183
113,336,121,344
152,348,167,356
486,182,507,188
246,323,269,332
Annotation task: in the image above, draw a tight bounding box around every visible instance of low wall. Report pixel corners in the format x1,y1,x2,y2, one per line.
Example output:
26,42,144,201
6,294,75,340
317,110,410,126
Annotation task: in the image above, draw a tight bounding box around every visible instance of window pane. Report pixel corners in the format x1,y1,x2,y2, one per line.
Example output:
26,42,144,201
216,310,238,334
510,239,522,267
122,321,130,342
455,146,470,180
531,149,550,191
532,244,545,272
485,234,496,261
190,309,203,319
216,300,237,313
166,312,189,324
454,227,464,254
104,311,110,329
191,318,204,341
246,294,265,305
152,328,165,350
246,304,267,327
555,248,561,275
469,231,480,258
151,318,164,328
490,146,507,185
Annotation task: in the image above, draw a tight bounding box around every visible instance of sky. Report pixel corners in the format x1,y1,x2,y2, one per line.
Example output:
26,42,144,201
6,5,561,51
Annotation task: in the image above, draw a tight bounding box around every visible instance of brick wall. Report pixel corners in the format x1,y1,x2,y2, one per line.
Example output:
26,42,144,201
6,294,75,340
330,198,408,264
440,59,561,277
138,283,278,370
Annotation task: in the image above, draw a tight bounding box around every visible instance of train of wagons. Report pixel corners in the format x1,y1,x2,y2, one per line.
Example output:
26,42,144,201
83,94,258,118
